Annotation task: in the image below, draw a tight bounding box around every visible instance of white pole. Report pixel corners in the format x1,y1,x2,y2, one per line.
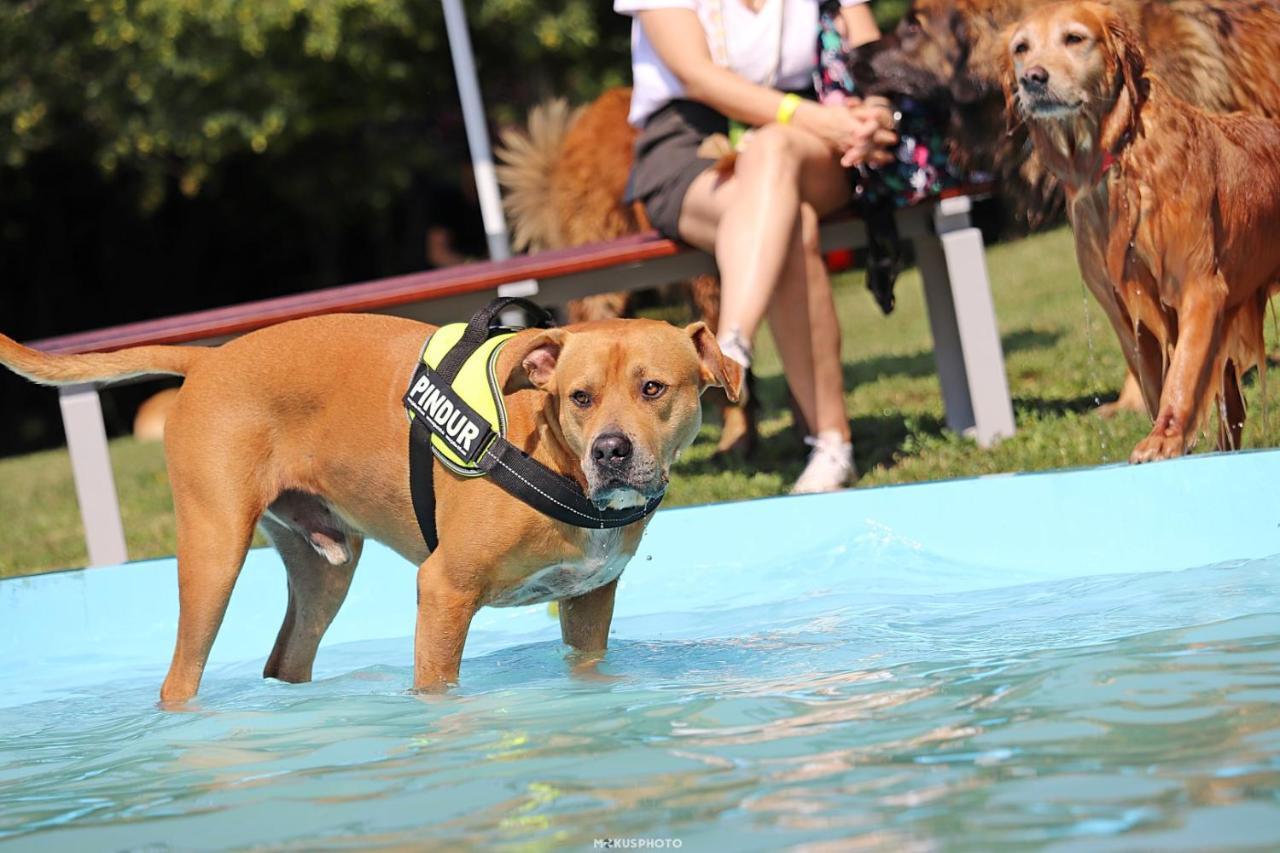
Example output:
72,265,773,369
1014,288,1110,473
440,0,539,305
442,0,537,307
441,0,508,260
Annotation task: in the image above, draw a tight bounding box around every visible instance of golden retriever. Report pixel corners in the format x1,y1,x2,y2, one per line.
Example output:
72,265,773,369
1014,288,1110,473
1005,0,1280,460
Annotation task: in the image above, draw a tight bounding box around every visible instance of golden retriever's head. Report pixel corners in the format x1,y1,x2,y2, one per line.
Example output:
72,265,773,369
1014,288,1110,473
1004,1,1147,150
506,320,741,509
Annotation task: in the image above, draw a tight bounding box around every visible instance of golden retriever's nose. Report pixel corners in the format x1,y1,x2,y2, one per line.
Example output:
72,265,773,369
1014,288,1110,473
591,433,633,471
1021,65,1050,91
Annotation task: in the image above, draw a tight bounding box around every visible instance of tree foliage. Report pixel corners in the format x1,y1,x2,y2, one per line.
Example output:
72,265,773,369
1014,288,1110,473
0,0,630,213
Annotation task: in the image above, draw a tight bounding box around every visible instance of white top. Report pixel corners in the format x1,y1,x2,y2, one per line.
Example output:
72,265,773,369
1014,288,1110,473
616,0,868,126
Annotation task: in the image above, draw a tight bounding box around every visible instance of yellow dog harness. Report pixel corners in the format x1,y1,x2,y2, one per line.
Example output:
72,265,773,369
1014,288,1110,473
403,298,663,551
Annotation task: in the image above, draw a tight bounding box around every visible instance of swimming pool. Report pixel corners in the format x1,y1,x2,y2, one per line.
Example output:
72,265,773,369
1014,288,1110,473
3,452,1279,849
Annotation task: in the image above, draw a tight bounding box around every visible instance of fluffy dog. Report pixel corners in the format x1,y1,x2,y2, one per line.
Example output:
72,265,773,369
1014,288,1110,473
1005,0,1280,460
0,314,741,702
856,0,1280,415
858,0,1280,209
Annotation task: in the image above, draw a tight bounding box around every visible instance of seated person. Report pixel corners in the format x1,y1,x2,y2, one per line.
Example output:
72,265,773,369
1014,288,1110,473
617,0,895,492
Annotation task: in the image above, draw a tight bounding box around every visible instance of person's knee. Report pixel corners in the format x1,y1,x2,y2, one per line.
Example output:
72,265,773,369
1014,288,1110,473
738,125,803,177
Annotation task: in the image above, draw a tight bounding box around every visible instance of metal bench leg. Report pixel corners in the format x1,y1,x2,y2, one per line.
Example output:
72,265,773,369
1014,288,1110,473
914,197,1016,447
58,384,128,567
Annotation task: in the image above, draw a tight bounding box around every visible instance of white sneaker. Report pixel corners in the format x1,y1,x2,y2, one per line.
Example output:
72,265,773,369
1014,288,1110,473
791,432,857,494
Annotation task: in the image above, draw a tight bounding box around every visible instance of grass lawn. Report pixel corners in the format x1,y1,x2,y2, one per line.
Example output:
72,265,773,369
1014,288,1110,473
3,224,1278,577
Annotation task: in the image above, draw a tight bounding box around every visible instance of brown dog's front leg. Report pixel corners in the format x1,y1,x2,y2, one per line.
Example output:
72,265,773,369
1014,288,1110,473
559,578,619,680
413,551,481,693
1131,283,1225,463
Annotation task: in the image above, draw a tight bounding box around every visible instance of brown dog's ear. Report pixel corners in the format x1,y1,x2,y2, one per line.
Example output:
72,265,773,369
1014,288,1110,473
1100,10,1147,152
505,328,568,392
686,322,743,402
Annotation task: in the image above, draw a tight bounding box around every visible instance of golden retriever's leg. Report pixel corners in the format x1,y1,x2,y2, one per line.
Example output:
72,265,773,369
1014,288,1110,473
1131,283,1225,463
413,550,481,692
1218,360,1245,452
260,516,362,684
1095,370,1146,418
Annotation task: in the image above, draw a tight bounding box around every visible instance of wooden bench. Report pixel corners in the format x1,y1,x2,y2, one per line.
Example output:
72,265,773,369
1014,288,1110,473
29,188,1014,567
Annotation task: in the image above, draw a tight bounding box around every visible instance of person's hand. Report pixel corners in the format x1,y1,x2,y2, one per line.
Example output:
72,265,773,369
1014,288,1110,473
840,100,898,168
794,99,897,168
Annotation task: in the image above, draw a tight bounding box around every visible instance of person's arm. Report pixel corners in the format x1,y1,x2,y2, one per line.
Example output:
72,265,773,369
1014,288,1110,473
839,1,881,49
636,8,894,160
635,8,788,126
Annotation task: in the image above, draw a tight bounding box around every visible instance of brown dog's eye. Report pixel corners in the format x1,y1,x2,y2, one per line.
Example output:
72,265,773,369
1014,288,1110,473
1064,32,1086,46
1012,40,1029,55
571,390,592,408
641,380,666,400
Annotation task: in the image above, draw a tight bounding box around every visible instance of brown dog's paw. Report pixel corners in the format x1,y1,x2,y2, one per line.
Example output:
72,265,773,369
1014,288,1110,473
1129,429,1187,463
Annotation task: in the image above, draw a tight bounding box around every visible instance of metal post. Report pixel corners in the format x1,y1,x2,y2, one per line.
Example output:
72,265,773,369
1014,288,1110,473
441,0,511,262
915,196,1016,447
58,384,128,567
441,0,539,313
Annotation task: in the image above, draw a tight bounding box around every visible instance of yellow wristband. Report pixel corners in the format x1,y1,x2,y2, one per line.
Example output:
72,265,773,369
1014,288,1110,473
776,93,801,125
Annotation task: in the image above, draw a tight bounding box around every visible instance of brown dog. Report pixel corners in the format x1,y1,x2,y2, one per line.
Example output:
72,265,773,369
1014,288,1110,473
1005,1,1280,460
0,314,741,702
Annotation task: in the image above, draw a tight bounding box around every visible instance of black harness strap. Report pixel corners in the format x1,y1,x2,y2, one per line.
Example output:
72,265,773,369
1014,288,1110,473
408,415,440,551
475,436,662,529
406,298,660,551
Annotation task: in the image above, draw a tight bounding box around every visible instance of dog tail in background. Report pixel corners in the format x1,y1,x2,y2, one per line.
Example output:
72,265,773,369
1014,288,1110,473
0,334,202,386
496,98,582,252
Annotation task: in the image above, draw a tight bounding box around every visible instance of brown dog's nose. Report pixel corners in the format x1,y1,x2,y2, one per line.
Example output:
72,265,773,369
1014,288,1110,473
591,433,633,469
1021,66,1050,90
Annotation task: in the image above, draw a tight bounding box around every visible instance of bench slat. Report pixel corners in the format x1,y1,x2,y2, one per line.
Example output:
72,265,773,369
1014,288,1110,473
28,184,991,355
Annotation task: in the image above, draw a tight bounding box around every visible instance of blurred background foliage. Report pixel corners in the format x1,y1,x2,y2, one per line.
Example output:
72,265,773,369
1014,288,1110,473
0,0,906,455
0,0,633,219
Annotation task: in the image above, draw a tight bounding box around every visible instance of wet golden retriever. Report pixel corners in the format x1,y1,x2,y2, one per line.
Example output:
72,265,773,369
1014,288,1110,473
1005,0,1280,461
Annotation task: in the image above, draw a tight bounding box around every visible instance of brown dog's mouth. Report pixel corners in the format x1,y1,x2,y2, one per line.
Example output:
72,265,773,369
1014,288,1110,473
590,479,666,510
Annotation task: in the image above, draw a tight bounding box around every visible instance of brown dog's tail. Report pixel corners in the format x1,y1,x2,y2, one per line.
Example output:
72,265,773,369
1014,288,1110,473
0,334,202,386
495,98,582,252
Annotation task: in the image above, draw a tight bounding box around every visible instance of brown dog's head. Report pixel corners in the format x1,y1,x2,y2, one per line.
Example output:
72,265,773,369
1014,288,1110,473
1004,1,1147,149
853,0,1020,104
507,319,742,509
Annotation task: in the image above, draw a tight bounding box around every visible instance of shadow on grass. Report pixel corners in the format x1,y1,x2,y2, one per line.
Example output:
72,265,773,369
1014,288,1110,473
1012,391,1118,418
842,328,1064,387
692,326,1065,480
685,408,948,481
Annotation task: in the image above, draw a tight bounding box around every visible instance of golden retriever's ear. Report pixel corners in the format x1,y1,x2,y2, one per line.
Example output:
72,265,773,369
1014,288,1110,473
505,328,568,392
1100,10,1148,150
685,322,743,402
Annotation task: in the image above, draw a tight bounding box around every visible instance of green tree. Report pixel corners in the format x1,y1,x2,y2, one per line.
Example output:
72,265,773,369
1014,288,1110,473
0,0,629,214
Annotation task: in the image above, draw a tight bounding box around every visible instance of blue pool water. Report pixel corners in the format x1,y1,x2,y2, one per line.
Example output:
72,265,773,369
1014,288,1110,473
3,453,1280,849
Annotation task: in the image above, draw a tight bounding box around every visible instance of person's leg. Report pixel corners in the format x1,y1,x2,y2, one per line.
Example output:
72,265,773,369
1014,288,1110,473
793,203,848,439
760,203,847,439
677,124,851,355
675,124,857,490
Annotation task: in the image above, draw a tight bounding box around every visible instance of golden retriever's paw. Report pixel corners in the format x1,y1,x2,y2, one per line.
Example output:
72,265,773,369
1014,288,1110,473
1129,429,1187,463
